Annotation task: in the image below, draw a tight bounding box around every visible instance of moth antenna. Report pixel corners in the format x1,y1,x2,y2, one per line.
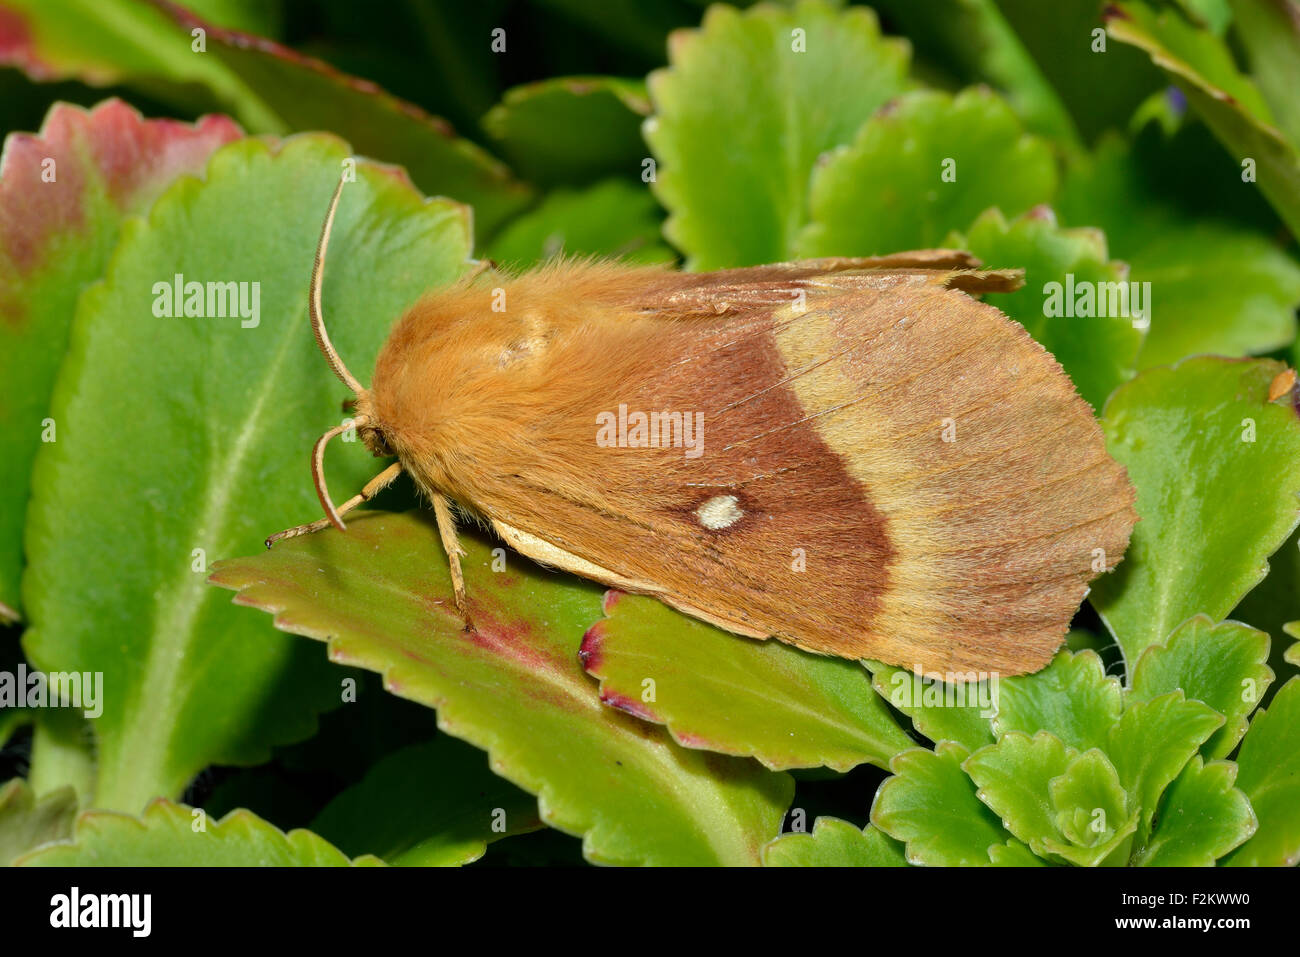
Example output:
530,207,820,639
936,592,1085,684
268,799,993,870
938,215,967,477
312,415,369,532
310,175,366,396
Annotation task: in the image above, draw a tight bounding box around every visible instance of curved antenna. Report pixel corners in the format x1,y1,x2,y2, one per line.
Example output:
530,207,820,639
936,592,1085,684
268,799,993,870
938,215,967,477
310,176,366,396
312,415,370,532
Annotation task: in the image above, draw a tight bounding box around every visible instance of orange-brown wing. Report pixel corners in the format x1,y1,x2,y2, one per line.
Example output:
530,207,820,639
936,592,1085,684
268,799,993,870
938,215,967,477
384,261,1133,675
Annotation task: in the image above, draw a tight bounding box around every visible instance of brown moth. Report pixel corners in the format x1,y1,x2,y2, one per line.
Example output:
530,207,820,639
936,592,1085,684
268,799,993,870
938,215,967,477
271,180,1137,676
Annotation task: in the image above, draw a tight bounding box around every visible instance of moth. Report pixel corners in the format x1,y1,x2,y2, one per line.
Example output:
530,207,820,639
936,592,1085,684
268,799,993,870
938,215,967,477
271,179,1137,677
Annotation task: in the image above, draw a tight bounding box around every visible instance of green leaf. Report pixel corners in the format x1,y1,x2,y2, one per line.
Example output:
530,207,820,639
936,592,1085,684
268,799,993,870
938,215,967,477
1137,756,1255,865
482,76,650,187
992,0,1165,143
944,207,1143,410
484,180,674,267
1232,531,1300,698
0,707,29,750
26,709,94,805
1106,691,1222,847
1130,615,1273,758
1058,131,1300,368
581,592,913,772
154,4,532,238
310,737,542,866
209,512,793,866
989,839,1046,865
1091,358,1300,666
0,0,281,128
0,779,76,865
762,817,908,866
800,87,1058,258
645,0,908,268
872,742,1010,865
869,0,1079,146
0,2,533,237
1224,677,1300,865
1287,624,1300,667
992,650,1122,752
867,661,995,752
1046,749,1138,865
0,99,241,620
1056,120,1300,363
963,731,1074,861
22,135,474,811
1126,226,1299,367
1231,0,1300,149
16,799,381,866
1178,0,1234,34
1108,2,1268,127
1106,1,1300,239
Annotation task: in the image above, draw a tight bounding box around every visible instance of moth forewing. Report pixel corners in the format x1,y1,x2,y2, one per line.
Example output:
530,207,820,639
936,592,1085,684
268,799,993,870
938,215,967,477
361,260,1134,676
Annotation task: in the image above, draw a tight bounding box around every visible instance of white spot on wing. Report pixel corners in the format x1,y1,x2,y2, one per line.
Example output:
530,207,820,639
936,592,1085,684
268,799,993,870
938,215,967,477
696,494,743,530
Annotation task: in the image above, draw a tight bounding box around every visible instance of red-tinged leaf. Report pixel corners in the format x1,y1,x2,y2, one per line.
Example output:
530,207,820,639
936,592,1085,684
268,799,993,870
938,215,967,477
0,1,531,238
0,3,51,80
0,97,241,619
209,512,793,866
580,590,913,772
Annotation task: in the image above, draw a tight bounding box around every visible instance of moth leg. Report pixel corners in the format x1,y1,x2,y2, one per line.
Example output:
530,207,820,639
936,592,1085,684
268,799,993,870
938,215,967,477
265,462,403,547
432,491,472,630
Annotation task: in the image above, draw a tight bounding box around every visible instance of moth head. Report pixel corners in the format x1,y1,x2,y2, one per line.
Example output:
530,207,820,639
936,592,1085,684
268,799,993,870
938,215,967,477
305,176,393,532
347,393,392,458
